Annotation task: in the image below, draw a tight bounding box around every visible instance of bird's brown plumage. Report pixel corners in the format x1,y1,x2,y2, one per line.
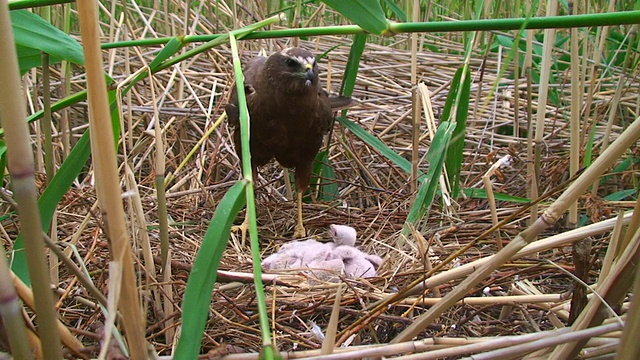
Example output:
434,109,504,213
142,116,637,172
225,47,350,238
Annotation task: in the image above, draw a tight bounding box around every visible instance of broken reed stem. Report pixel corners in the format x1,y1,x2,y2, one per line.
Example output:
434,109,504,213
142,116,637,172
320,284,343,355
599,211,626,282
482,155,512,250
75,1,147,359
550,225,640,358
0,2,63,359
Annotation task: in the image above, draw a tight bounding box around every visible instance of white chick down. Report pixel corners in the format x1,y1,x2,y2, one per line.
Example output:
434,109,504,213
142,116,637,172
261,225,382,281
330,224,357,246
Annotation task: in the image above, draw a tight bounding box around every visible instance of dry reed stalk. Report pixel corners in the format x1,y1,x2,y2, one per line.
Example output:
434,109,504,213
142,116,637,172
0,244,31,359
599,211,627,282
76,1,147,358
615,249,640,359
530,0,558,227
400,293,563,306
149,70,175,346
469,321,622,360
320,284,343,355
568,1,582,228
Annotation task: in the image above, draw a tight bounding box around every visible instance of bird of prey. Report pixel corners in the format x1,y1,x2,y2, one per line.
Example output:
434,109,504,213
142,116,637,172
225,47,351,238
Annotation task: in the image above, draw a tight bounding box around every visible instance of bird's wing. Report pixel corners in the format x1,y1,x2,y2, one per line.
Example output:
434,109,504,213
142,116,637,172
315,90,336,134
225,55,267,128
314,90,357,134
328,95,356,111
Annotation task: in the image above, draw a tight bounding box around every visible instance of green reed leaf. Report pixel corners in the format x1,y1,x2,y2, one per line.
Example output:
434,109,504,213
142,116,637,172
445,65,471,198
341,34,367,97
337,116,414,176
321,0,390,35
10,10,84,74
174,180,246,359
404,121,457,232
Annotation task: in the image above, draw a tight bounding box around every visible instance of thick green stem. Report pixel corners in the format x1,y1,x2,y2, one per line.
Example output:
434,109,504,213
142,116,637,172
102,10,640,49
228,32,273,350
0,1,63,358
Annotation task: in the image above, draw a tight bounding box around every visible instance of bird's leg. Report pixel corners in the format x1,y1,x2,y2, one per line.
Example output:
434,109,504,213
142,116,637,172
293,190,306,238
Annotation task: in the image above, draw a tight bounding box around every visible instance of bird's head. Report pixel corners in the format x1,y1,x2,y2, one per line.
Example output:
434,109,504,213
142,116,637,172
266,47,319,93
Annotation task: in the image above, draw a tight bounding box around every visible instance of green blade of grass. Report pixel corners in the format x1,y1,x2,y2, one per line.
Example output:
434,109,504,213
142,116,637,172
10,9,84,73
340,34,367,97
125,36,187,87
444,65,471,198
320,0,389,35
603,189,637,201
173,180,247,359
381,0,407,22
148,36,186,71
310,150,338,202
404,121,457,232
337,116,415,176
463,188,531,203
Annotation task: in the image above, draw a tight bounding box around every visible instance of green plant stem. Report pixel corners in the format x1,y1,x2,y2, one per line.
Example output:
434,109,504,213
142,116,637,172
102,11,640,49
228,32,273,351
0,1,63,358
8,0,74,10
41,53,54,183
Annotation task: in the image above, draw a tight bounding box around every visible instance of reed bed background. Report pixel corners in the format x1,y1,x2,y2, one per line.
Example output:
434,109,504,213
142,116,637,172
0,0,639,359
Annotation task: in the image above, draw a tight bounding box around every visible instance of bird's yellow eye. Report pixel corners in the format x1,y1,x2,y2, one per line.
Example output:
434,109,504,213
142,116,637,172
285,58,298,67
305,63,312,70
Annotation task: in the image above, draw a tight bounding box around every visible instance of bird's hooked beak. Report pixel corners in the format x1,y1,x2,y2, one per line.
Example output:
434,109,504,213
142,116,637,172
304,62,314,87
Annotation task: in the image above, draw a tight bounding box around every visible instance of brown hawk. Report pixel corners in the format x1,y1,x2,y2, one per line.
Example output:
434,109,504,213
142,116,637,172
225,47,351,238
